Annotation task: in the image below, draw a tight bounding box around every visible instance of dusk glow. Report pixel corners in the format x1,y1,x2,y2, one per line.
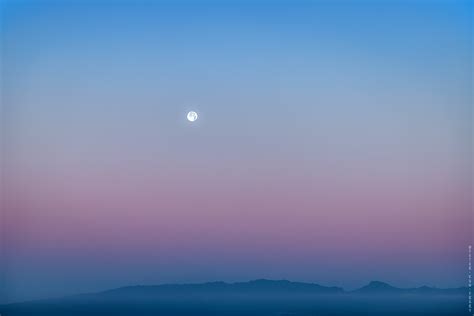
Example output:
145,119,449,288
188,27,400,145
1,0,472,305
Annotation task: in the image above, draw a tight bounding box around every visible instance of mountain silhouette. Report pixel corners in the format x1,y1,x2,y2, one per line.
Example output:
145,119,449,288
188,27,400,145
98,279,344,298
0,279,468,316
97,279,467,298
354,281,404,293
353,280,467,295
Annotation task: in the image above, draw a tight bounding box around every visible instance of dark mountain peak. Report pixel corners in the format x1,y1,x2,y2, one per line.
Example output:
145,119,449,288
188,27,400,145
355,281,402,293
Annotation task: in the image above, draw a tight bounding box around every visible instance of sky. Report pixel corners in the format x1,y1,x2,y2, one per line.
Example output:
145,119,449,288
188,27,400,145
1,0,472,303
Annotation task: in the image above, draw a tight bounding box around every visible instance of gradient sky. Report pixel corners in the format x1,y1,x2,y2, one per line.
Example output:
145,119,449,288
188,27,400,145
1,0,472,303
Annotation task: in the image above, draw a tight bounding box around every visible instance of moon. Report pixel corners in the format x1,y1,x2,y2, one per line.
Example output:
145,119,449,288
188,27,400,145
187,111,198,122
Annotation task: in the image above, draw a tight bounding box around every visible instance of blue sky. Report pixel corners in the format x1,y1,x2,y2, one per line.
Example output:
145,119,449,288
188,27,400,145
1,0,472,303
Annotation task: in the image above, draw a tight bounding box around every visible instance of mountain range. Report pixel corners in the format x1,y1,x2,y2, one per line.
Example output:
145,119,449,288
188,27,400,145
83,279,466,298
1,280,468,316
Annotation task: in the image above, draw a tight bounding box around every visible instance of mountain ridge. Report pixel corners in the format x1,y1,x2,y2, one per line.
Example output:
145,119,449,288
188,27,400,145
2,279,468,307
99,278,344,296
96,278,466,297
